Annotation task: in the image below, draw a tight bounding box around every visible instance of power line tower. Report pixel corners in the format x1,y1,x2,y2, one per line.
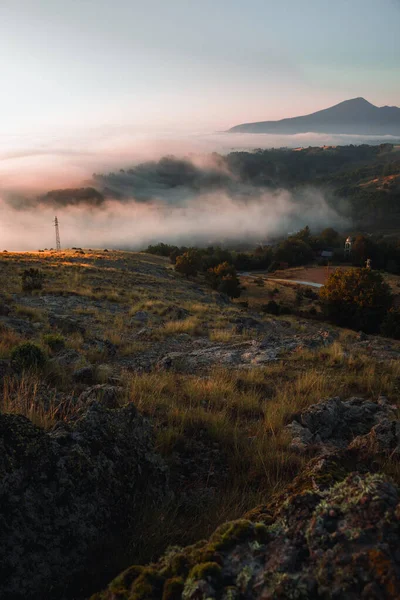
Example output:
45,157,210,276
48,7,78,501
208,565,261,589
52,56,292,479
54,216,61,252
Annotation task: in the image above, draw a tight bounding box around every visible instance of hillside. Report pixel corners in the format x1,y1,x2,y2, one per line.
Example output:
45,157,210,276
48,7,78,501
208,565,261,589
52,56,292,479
1,250,400,599
229,97,400,135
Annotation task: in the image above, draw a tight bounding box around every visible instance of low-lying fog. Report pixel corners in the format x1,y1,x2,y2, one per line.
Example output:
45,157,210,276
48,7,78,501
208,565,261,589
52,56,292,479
1,128,393,250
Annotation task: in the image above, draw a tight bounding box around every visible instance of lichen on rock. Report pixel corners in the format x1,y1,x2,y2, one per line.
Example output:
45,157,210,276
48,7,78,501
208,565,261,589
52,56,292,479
93,455,400,599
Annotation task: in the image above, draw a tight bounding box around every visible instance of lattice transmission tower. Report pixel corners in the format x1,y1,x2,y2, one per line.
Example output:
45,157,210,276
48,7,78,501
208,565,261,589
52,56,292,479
54,216,61,251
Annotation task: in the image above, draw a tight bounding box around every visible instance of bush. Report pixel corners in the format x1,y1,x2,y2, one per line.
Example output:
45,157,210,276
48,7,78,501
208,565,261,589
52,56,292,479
295,288,303,306
206,262,241,298
174,251,201,278
319,268,392,333
381,309,400,340
11,342,46,372
261,300,280,315
146,242,178,257
303,287,318,300
218,275,241,299
21,268,45,292
43,333,66,353
206,262,236,288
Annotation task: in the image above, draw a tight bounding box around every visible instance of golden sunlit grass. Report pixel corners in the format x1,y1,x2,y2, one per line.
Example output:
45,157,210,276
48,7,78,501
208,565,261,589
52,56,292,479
208,329,236,343
1,374,73,429
2,248,400,565
160,316,206,336
119,340,400,559
124,342,400,488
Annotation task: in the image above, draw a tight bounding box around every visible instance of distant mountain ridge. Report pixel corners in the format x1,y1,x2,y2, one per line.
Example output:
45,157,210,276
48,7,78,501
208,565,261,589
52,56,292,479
228,98,400,135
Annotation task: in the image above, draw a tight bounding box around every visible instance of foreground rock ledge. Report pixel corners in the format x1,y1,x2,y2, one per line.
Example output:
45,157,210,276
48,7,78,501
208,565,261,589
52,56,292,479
0,402,168,600
93,455,400,600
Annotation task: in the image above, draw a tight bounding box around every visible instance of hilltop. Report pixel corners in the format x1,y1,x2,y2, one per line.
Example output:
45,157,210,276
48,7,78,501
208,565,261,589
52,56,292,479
228,97,400,135
1,249,400,599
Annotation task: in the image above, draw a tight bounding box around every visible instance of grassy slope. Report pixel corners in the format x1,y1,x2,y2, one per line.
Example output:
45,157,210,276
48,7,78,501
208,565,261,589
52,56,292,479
1,249,400,570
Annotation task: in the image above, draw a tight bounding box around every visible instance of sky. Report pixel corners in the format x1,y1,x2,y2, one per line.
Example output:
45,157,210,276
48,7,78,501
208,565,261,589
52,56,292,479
0,0,399,137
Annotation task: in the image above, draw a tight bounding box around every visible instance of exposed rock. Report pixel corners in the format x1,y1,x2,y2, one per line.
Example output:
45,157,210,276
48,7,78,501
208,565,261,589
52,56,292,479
157,329,336,372
350,418,400,457
93,462,400,600
73,365,96,384
0,315,34,336
287,396,396,451
78,384,124,409
131,310,150,323
53,349,84,368
85,337,118,358
233,316,264,334
49,313,86,335
0,402,168,600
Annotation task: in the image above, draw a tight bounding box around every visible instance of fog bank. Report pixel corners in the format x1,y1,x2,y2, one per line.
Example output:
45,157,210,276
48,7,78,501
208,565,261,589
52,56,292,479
0,188,347,251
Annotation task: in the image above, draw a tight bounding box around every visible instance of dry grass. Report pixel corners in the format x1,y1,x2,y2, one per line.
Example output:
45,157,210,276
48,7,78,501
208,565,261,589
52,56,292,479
2,249,400,568
160,316,206,337
1,375,73,429
14,305,46,322
0,325,21,358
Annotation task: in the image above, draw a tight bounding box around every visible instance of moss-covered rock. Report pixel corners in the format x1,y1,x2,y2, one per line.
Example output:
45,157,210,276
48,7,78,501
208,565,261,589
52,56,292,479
93,455,400,599
0,402,169,600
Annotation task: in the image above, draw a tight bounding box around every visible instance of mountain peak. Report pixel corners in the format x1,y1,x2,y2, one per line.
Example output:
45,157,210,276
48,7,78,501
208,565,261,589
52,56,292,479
349,97,370,102
228,97,400,135
340,96,377,108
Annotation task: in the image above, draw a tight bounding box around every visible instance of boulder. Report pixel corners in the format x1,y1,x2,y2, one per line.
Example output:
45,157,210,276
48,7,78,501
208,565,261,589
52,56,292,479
0,402,168,600
287,396,395,451
93,461,400,600
73,365,96,384
78,384,124,409
350,418,400,457
130,310,149,324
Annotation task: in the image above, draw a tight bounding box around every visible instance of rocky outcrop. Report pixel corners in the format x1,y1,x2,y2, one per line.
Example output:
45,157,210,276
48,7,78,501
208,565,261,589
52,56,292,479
288,395,397,452
157,329,336,372
0,402,168,600
92,454,400,599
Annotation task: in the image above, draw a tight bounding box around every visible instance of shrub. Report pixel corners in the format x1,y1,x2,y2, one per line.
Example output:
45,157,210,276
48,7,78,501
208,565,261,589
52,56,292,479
381,309,400,340
218,275,241,299
206,262,236,289
174,251,201,278
303,287,318,300
319,268,392,333
279,304,292,315
145,242,178,257
261,300,280,315
11,342,46,372
206,262,241,298
43,333,66,353
295,288,303,306
21,268,45,292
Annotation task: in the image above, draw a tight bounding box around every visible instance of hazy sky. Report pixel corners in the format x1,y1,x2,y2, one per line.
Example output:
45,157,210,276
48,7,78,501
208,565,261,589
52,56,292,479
1,0,399,136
